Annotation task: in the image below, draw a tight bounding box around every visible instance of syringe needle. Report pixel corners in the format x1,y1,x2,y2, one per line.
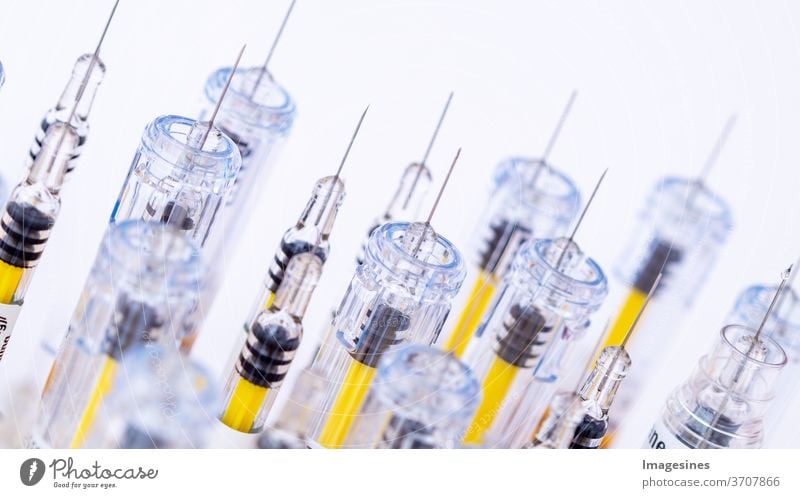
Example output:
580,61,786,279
311,105,369,229
425,147,461,226
411,147,460,257
402,91,454,210
554,167,607,269
200,44,247,147
696,114,738,188
73,0,119,109
620,272,662,349
333,105,369,184
754,265,792,341
46,0,120,171
541,89,578,164
251,0,297,98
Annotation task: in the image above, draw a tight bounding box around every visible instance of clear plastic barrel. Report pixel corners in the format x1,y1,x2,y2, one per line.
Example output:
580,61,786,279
461,237,607,447
82,344,218,448
308,222,465,447
109,114,242,248
344,345,479,448
444,157,581,357
34,221,205,448
649,325,786,449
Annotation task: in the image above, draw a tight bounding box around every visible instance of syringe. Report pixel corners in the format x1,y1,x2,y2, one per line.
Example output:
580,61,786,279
308,149,466,448
260,95,451,445
0,1,118,363
199,0,298,296
726,264,800,446
109,45,245,246
217,106,367,433
0,60,4,91
355,92,452,265
80,344,218,448
460,171,609,447
342,345,480,449
645,269,790,449
444,92,581,357
598,117,736,446
236,106,367,337
35,47,245,363
33,221,205,449
568,274,660,449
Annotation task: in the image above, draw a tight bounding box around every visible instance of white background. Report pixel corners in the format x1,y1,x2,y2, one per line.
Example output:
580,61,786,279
1,0,800,448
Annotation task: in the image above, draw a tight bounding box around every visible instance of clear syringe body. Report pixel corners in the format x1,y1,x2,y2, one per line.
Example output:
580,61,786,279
569,345,631,449
24,53,105,178
269,163,432,442
109,114,241,246
444,157,581,357
0,55,105,362
602,177,732,444
199,67,295,289
245,175,344,320
34,221,205,449
645,325,787,449
344,344,479,449
461,238,607,447
308,221,465,448
219,253,321,434
81,344,218,449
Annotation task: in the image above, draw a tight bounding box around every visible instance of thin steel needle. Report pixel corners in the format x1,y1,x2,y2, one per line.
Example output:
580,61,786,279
312,105,370,227
251,0,297,98
555,168,607,269
45,0,120,172
200,44,247,147
411,147,461,256
402,92,455,209
530,90,578,187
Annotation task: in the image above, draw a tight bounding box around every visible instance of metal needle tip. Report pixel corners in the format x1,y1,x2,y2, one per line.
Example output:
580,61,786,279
554,167,607,269
251,0,298,98
755,265,793,341
201,44,247,147
621,272,662,349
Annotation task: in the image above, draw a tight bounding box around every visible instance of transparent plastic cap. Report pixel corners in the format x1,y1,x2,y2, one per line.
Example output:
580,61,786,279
83,344,218,448
375,345,480,432
364,221,465,298
514,238,608,326
701,325,787,404
204,67,296,134
730,285,800,360
491,158,581,231
616,176,733,300
579,346,631,413
111,115,242,246
56,53,106,125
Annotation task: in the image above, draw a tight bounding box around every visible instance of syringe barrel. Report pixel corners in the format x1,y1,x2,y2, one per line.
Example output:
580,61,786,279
109,115,242,248
0,60,4,90
650,324,786,449
356,162,433,266
200,66,296,262
249,176,344,317
34,221,205,448
82,344,218,448
344,345,480,448
337,222,464,348
444,158,580,356
308,222,465,446
25,54,106,177
616,176,732,303
463,238,607,447
472,158,580,275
